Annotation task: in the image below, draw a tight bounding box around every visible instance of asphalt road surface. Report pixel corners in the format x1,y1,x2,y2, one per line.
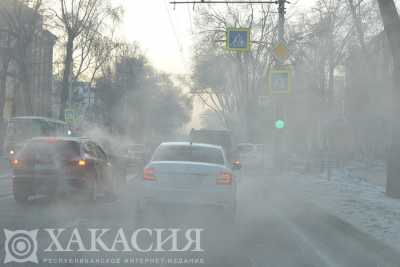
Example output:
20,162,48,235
0,167,398,267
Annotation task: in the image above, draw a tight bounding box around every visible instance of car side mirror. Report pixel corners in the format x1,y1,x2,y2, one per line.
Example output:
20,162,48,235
232,160,242,170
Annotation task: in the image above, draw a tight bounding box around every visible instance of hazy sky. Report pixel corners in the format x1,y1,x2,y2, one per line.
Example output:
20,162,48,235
119,0,316,75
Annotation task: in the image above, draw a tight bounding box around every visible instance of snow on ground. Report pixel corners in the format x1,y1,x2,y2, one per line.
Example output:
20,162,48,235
280,161,400,252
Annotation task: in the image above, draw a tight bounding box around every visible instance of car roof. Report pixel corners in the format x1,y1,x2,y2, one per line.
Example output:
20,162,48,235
30,136,89,143
160,141,223,150
10,116,67,124
191,129,232,133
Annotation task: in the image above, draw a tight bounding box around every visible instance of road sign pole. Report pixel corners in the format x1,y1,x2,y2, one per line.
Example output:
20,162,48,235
273,0,287,171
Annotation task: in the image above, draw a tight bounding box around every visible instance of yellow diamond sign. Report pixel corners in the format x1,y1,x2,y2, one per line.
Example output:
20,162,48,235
272,43,289,63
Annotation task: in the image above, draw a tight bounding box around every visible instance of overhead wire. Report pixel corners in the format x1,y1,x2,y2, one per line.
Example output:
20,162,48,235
187,4,194,35
163,0,190,71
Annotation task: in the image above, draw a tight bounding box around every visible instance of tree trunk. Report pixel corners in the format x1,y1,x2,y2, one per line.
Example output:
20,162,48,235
347,0,367,55
376,0,400,198
59,37,74,121
19,64,33,115
0,68,7,121
0,67,7,149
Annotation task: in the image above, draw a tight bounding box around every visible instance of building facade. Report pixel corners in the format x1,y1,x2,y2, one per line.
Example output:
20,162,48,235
0,0,56,121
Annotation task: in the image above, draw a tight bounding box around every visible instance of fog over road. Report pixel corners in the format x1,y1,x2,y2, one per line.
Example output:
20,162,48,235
0,166,398,267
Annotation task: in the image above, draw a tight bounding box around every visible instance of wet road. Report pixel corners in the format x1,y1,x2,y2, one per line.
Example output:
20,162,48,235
0,168,399,267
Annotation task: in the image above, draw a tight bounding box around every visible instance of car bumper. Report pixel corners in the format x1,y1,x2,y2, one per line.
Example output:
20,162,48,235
13,176,89,195
138,184,235,209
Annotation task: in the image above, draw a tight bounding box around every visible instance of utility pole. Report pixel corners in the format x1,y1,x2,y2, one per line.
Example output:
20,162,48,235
278,0,285,43
273,0,287,172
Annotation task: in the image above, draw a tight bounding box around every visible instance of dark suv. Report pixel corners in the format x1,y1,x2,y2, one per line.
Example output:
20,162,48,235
11,137,115,203
189,129,236,161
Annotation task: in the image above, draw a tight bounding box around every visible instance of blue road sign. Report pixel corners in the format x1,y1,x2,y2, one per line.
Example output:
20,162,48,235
269,67,292,95
226,28,251,51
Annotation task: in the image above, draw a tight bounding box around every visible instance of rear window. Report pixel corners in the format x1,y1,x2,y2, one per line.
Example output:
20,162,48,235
19,140,81,160
152,145,224,165
6,119,43,142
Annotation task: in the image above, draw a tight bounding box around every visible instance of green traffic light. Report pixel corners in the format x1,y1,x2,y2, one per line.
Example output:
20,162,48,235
275,119,285,129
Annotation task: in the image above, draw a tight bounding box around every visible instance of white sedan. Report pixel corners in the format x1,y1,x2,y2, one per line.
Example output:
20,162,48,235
137,142,240,220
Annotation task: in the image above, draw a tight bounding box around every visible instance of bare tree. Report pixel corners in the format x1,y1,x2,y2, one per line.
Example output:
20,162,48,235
0,0,45,115
0,28,13,121
193,4,276,139
72,5,123,86
53,0,121,120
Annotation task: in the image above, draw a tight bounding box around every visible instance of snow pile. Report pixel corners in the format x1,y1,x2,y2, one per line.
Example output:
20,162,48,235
281,163,400,252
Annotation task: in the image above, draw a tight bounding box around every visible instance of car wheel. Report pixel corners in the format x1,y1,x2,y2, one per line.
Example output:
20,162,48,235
87,177,98,202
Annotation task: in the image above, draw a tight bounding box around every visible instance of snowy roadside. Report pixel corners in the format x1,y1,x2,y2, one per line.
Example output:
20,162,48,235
279,162,400,253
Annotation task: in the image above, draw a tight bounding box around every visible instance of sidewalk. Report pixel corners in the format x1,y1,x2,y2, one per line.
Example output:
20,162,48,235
279,163,400,253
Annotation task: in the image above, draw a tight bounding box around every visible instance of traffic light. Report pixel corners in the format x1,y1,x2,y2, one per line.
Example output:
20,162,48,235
275,119,285,129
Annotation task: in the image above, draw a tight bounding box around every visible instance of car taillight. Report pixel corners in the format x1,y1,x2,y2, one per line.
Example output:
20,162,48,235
143,168,156,181
11,159,24,169
217,172,232,185
70,159,87,167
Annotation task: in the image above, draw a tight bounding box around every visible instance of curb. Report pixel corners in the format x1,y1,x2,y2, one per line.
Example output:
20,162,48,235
278,173,400,264
306,200,400,265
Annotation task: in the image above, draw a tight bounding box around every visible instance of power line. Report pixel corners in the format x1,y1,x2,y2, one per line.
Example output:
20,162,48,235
186,4,194,34
170,1,279,4
163,0,189,70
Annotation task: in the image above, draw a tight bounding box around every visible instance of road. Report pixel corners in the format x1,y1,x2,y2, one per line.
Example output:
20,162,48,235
0,156,11,197
0,167,398,267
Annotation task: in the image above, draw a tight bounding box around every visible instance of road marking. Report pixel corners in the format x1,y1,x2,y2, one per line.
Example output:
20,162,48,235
275,211,340,267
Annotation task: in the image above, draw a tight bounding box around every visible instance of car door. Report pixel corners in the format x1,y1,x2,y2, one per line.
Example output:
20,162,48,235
94,144,114,193
83,142,101,179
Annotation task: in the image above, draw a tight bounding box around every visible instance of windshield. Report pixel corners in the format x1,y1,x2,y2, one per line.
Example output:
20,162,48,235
153,145,224,165
1,1,400,267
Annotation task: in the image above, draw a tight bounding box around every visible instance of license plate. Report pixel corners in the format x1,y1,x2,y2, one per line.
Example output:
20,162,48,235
179,175,203,186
